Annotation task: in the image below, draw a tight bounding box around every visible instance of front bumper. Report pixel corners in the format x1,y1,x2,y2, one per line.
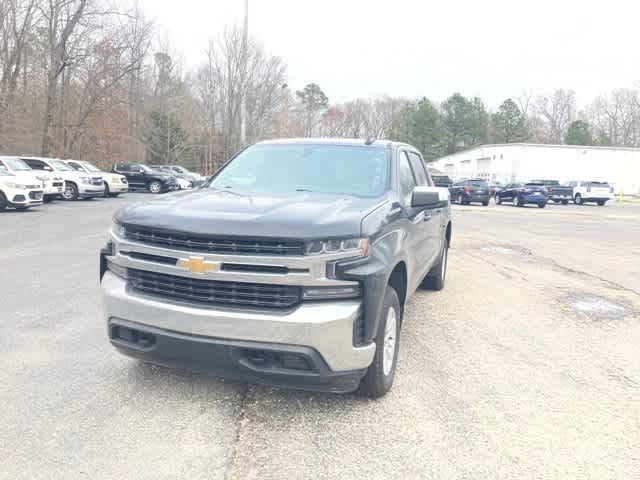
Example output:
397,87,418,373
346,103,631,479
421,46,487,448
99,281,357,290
7,189,44,207
78,184,105,197
101,272,375,389
110,182,129,193
44,183,63,196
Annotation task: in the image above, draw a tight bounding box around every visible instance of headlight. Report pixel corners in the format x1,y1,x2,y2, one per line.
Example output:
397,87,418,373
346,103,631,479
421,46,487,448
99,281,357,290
6,182,29,189
304,238,369,257
113,219,126,237
80,176,91,184
303,284,362,300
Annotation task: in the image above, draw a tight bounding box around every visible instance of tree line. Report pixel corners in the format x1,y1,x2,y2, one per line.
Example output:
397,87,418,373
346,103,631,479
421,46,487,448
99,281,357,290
2,0,639,173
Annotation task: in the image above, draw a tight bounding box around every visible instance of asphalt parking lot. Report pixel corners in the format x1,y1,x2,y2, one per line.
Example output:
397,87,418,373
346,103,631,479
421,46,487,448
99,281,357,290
1,195,639,479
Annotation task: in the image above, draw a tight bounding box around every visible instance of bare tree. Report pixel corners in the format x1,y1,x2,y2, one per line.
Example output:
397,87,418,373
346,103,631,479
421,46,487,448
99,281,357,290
534,89,576,144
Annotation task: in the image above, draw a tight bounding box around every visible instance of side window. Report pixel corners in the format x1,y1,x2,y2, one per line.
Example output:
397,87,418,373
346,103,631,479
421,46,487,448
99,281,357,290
397,151,417,205
407,151,429,186
67,161,83,171
23,159,44,170
117,163,130,172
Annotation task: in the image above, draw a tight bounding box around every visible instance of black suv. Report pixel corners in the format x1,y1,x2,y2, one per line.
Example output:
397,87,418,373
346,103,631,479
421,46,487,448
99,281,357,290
101,139,452,397
113,163,178,194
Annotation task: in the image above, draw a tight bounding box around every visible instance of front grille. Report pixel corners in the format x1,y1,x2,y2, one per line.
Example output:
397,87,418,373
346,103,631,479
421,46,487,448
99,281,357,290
123,225,304,256
128,268,302,309
53,182,63,187
29,191,43,200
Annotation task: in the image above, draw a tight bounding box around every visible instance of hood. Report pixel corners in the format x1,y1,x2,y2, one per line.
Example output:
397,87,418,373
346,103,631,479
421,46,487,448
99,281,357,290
115,189,386,239
33,171,64,182
11,172,45,187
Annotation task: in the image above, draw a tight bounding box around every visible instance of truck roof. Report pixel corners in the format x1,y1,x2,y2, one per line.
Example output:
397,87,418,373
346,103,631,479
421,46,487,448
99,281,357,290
257,138,394,149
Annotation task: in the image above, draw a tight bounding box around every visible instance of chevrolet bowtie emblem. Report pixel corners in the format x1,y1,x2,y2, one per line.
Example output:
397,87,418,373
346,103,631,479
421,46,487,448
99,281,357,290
177,256,220,274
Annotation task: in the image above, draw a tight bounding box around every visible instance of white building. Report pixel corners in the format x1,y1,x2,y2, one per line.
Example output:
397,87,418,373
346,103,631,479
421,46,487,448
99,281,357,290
430,143,640,194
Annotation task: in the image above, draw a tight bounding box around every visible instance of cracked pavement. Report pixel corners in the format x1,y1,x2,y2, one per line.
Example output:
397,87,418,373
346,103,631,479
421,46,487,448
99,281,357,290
1,195,639,479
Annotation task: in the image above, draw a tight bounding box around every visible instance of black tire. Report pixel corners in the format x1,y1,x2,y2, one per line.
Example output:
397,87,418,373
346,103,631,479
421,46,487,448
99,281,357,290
103,182,110,198
574,194,583,205
422,239,448,291
62,182,79,201
109,193,120,198
537,203,546,208
482,200,489,206
148,181,163,194
43,195,54,203
597,200,606,206
457,193,463,205
358,286,401,398
495,195,502,205
0,192,7,211
562,200,569,205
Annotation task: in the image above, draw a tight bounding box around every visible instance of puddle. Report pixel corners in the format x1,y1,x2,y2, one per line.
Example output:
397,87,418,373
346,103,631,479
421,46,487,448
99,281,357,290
566,294,629,320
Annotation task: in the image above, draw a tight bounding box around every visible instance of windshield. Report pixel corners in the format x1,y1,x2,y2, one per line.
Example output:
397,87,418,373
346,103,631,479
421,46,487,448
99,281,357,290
210,144,389,197
4,158,32,171
82,162,101,172
50,160,74,171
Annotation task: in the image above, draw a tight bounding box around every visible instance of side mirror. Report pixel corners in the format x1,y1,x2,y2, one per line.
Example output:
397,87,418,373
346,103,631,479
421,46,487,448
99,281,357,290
411,186,450,208
44,166,53,171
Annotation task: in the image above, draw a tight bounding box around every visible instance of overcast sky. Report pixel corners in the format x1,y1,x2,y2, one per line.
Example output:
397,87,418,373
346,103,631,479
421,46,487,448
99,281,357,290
148,0,640,108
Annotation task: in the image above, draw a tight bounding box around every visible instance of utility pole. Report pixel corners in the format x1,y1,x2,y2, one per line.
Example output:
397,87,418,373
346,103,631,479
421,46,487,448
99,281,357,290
278,83,288,138
240,0,248,145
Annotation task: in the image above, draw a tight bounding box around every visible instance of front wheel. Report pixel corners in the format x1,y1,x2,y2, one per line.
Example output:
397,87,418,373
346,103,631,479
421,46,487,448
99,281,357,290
495,195,502,205
358,286,401,398
482,200,489,206
148,181,162,194
103,182,110,198
597,200,606,206
512,195,521,207
574,194,583,205
0,192,7,211
537,203,546,208
62,182,79,201
562,200,569,205
457,193,463,205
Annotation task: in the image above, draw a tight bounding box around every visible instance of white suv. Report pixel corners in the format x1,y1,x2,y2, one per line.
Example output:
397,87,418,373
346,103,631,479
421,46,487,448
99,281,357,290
567,181,614,206
65,159,128,197
21,157,105,200
0,156,64,202
0,165,44,211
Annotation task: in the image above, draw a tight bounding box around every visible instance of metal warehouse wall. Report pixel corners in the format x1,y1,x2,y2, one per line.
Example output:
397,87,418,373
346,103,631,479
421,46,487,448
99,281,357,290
431,144,640,194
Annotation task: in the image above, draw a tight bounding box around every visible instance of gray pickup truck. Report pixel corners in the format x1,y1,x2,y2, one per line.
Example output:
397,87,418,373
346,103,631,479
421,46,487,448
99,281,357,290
100,138,452,397
530,179,573,204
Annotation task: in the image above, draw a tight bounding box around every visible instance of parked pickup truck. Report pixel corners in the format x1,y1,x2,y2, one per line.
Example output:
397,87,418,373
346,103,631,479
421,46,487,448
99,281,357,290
567,180,614,206
100,138,452,397
530,179,573,204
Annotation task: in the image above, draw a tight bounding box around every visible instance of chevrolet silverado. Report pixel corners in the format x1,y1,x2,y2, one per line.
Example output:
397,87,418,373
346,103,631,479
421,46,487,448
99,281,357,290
100,139,452,397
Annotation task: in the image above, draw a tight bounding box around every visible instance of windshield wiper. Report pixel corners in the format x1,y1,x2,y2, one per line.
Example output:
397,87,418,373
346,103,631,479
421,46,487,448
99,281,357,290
295,187,313,192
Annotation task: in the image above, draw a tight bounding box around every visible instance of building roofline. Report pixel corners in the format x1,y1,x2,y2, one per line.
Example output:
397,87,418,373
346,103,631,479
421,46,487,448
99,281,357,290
435,142,640,160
